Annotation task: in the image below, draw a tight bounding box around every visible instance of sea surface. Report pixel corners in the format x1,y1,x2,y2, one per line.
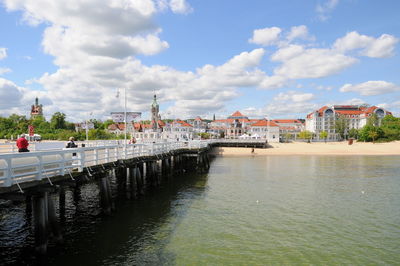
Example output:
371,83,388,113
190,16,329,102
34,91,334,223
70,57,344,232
1,155,400,265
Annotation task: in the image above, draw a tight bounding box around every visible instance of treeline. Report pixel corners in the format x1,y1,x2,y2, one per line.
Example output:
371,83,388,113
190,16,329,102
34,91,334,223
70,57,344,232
0,112,119,141
358,114,400,142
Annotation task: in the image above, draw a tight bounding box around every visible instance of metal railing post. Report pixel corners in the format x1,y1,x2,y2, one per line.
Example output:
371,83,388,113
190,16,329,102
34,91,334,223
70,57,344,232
4,157,12,187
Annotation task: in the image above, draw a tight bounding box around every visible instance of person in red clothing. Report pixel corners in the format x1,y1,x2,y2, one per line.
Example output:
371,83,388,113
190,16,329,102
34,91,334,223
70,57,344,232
16,134,30,152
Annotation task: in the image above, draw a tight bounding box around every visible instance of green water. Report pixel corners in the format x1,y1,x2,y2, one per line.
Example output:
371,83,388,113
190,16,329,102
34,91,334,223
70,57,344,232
5,155,398,265
158,156,400,265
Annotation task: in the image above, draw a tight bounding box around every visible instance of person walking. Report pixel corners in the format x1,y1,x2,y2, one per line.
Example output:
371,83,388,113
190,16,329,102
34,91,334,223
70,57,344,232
16,134,30,152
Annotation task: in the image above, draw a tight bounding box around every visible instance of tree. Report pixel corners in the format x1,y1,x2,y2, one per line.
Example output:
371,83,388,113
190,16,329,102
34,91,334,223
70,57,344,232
319,131,328,143
50,112,67,129
367,113,380,127
299,130,312,143
369,130,378,143
348,128,359,139
335,114,349,140
284,132,292,143
380,115,400,141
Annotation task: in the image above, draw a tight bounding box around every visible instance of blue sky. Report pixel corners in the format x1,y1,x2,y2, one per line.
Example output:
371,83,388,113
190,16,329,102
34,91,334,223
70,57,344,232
0,0,399,122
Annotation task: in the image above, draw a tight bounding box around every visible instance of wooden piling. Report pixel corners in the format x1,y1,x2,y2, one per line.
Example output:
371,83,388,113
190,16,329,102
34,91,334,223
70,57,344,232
33,192,48,254
47,195,63,244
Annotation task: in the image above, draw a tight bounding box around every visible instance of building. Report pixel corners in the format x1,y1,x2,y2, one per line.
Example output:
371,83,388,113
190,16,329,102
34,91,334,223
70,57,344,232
162,120,194,140
31,97,43,119
272,119,305,140
249,119,280,143
150,94,161,132
306,105,391,140
208,111,280,142
187,116,208,133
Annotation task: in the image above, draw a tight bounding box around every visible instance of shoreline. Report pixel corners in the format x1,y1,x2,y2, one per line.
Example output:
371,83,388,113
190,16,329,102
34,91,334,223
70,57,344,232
211,141,400,156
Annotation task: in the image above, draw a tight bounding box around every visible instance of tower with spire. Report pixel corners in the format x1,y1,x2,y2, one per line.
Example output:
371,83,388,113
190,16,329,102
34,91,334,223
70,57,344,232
151,94,160,131
31,97,43,119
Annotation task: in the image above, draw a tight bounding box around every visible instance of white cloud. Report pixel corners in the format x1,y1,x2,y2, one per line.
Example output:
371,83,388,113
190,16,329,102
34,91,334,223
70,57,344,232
169,0,193,14
339,81,400,96
274,91,315,103
249,27,282,46
274,48,357,79
0,68,12,75
334,31,398,58
286,25,315,42
258,75,288,90
0,78,23,109
0,48,7,60
316,0,339,21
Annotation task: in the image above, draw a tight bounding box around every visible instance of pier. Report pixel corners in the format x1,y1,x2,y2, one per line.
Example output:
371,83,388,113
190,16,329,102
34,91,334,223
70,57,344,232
0,139,267,254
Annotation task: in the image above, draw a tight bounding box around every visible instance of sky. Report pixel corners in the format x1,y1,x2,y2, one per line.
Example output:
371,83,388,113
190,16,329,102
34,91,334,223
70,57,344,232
0,0,399,122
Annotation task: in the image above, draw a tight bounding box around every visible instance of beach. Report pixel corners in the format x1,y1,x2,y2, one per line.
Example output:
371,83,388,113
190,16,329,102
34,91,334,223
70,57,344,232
211,141,400,156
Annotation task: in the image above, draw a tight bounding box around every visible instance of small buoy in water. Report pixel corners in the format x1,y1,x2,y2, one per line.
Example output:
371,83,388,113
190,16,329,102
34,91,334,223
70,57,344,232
361,191,365,194
256,200,259,203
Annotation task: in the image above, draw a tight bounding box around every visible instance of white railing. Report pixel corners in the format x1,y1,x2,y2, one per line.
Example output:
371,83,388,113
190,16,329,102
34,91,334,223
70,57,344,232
0,140,212,188
0,139,267,188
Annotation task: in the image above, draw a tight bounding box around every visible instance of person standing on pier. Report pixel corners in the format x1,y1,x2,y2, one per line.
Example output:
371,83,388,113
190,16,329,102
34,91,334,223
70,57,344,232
16,134,30,152
66,137,78,148
66,137,78,157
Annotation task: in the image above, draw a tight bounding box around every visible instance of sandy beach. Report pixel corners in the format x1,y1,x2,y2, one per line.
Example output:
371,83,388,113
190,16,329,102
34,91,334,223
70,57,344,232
211,141,400,156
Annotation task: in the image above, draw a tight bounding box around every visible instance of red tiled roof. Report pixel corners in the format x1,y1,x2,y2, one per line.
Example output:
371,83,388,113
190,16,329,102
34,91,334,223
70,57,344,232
251,120,279,127
174,120,193,127
108,124,125,130
335,110,364,115
273,119,303,124
231,111,245,117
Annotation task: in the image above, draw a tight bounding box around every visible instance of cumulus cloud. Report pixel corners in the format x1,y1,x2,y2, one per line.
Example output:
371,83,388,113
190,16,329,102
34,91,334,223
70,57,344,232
0,78,23,109
334,31,398,58
249,27,282,46
273,48,357,79
169,0,193,14
316,0,339,21
243,91,318,118
340,81,400,96
0,48,7,60
286,25,315,42
265,92,318,117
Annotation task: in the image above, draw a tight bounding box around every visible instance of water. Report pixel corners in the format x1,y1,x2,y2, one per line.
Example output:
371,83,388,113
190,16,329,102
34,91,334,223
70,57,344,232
1,155,400,265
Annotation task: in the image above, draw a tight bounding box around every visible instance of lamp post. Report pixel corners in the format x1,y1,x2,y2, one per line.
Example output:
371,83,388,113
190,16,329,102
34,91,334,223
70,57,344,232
123,88,127,158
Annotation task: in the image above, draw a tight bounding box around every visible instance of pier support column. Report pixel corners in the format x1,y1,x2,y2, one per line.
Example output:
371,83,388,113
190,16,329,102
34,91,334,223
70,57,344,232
59,186,66,224
135,166,144,195
99,177,112,215
32,192,48,254
48,195,63,244
129,166,137,198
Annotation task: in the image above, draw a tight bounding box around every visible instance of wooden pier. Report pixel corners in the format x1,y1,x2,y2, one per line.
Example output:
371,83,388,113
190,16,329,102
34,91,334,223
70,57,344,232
0,139,265,253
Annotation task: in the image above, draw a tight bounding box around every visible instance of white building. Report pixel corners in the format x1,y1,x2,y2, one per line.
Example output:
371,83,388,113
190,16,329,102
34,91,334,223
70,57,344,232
249,119,280,143
306,105,391,139
162,120,194,140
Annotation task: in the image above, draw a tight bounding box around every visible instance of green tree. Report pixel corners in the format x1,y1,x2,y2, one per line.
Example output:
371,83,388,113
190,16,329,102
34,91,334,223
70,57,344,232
380,115,400,141
319,131,328,143
369,130,378,143
367,113,380,127
335,114,349,140
284,132,292,143
299,130,312,143
348,128,359,139
50,112,67,129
